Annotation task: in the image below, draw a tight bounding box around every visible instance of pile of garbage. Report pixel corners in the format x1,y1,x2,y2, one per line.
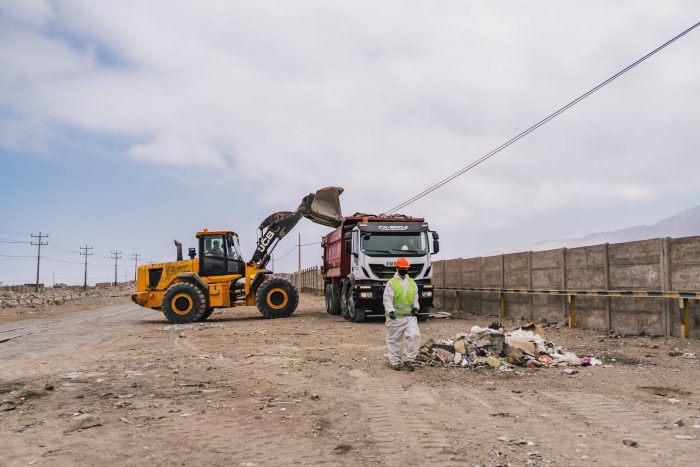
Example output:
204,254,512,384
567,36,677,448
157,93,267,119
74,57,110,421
419,322,602,371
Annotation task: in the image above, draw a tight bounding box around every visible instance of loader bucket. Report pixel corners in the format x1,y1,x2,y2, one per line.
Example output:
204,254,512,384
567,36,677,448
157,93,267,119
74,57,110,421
303,186,344,228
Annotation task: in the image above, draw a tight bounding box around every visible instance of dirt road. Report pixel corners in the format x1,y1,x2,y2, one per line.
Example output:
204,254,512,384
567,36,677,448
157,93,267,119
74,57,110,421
1,295,699,466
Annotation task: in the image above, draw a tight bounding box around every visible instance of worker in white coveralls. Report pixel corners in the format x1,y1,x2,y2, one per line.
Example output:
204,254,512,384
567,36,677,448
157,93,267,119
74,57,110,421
383,257,420,371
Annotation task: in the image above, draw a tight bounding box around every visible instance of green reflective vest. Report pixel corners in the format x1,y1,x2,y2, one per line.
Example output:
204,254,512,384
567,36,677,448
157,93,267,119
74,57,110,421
390,276,416,314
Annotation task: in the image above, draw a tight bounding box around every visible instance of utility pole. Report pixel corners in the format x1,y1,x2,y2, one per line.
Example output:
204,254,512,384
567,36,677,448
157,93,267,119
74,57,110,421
80,245,93,291
31,232,48,293
132,253,141,282
297,233,301,286
110,251,122,286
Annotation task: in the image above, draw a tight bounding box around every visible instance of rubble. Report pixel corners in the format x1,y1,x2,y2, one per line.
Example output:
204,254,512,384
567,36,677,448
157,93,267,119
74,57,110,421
0,283,133,310
418,322,603,371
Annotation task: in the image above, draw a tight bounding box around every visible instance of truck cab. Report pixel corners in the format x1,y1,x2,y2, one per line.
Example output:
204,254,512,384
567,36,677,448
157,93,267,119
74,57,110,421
322,215,439,322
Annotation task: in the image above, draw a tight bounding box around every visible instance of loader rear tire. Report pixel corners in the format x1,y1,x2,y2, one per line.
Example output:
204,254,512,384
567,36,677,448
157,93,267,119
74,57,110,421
162,282,207,324
256,278,298,319
325,285,341,315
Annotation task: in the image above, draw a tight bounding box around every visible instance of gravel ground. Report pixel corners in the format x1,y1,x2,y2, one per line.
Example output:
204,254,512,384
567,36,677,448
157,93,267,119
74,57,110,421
1,294,699,466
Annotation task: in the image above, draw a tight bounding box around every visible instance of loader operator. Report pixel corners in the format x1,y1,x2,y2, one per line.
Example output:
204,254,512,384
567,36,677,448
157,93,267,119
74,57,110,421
209,240,224,257
383,257,420,371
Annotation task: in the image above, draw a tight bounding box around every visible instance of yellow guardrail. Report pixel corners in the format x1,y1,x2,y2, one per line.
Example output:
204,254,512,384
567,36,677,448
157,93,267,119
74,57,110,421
435,287,697,338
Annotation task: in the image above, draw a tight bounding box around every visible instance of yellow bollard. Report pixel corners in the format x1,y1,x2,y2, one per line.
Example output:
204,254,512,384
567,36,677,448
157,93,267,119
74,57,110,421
679,298,690,339
568,295,576,328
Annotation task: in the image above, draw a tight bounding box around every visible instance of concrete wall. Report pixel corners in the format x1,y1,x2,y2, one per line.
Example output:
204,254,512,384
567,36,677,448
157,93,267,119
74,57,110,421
433,235,700,338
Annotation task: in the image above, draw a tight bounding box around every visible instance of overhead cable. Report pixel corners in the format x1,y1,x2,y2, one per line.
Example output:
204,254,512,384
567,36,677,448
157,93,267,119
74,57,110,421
384,20,700,214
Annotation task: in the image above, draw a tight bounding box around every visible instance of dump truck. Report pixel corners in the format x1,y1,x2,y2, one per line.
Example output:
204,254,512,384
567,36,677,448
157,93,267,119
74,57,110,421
321,214,439,322
131,187,344,323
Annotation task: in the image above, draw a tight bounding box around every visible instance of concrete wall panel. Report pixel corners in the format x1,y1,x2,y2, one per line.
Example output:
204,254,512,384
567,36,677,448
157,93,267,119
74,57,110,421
444,259,462,288
670,236,700,290
504,252,529,288
460,258,480,288
566,245,606,289
609,239,660,289
480,255,502,287
532,249,563,288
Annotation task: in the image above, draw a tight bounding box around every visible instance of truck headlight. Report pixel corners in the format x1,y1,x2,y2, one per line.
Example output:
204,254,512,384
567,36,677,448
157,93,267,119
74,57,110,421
360,292,373,299
421,291,433,298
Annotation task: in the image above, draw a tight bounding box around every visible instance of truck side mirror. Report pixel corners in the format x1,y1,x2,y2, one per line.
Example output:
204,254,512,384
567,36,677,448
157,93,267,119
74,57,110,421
344,232,352,254
431,231,440,255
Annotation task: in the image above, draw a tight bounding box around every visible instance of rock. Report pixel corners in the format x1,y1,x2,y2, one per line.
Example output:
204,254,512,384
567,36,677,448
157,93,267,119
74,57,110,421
65,414,101,433
310,394,320,401
44,383,54,391
2,402,16,411
673,419,684,428
673,434,694,440
622,439,638,447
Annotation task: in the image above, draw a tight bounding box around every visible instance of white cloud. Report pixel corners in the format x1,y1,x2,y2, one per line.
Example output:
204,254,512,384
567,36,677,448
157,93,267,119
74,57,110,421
1,0,699,241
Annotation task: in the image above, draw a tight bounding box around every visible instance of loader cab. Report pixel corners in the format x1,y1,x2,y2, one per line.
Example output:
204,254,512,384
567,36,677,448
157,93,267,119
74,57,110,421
197,230,245,277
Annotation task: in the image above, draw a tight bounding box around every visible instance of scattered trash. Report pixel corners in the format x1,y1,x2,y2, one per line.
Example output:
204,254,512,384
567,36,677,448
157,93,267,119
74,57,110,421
561,369,578,376
673,434,694,440
418,323,602,371
428,311,451,319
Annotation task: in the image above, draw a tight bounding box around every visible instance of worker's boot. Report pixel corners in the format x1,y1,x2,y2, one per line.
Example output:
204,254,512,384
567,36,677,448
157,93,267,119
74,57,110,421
402,361,416,372
387,362,401,371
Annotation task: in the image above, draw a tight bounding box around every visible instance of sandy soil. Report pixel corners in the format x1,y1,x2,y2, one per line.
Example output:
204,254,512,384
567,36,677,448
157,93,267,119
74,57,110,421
1,295,699,466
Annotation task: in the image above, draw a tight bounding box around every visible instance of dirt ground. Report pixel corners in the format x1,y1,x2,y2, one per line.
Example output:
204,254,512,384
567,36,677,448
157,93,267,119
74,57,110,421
1,294,699,466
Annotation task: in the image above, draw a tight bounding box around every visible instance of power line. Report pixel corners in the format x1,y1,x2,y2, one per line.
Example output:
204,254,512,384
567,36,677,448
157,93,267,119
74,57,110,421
30,232,48,292
384,20,700,214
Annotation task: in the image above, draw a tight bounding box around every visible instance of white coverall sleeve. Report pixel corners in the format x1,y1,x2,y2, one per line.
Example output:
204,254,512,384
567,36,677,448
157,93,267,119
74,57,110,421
383,280,395,313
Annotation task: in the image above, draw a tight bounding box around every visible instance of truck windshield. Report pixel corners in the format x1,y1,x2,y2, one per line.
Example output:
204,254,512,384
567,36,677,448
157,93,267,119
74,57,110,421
360,232,428,256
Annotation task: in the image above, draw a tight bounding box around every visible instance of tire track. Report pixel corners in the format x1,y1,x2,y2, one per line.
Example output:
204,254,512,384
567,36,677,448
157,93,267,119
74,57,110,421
349,369,459,466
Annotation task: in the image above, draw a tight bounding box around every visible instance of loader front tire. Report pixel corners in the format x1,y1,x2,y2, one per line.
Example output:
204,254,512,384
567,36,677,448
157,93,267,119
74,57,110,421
256,278,299,319
162,282,207,324
199,307,215,321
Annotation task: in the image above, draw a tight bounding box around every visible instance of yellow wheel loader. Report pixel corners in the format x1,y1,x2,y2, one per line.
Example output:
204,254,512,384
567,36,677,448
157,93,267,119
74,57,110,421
131,187,343,323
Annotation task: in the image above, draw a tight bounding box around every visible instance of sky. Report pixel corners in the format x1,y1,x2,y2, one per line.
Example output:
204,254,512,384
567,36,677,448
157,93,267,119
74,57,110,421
1,1,699,285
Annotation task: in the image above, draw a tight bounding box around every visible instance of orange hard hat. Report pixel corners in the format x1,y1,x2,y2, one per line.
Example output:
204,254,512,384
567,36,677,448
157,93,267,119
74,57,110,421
396,257,410,268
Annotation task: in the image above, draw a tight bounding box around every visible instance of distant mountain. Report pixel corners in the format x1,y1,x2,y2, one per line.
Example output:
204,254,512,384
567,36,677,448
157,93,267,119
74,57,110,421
531,205,700,251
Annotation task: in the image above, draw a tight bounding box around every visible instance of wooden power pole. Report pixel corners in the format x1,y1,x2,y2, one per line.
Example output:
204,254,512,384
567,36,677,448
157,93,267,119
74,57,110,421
110,251,122,286
80,245,93,290
30,232,48,293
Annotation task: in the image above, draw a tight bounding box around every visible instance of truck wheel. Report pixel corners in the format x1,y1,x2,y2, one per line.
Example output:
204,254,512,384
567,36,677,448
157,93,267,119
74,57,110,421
347,292,366,323
162,282,207,324
325,285,341,315
256,278,299,319
340,281,350,320
199,308,214,321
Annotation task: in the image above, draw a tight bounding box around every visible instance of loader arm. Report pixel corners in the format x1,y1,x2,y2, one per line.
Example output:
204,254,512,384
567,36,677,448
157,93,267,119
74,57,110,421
250,187,343,269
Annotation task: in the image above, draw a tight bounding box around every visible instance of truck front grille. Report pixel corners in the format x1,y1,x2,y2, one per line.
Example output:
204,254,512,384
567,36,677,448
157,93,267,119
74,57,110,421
368,263,424,280
148,268,163,289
